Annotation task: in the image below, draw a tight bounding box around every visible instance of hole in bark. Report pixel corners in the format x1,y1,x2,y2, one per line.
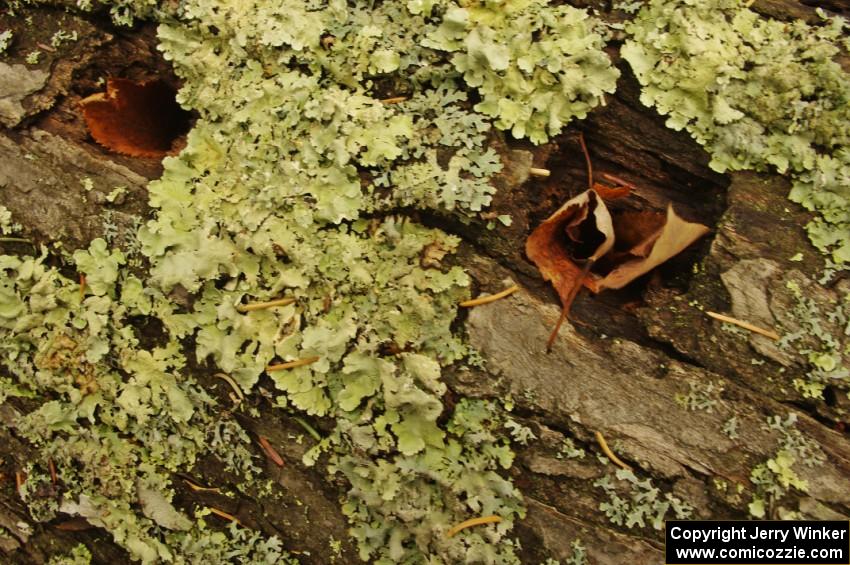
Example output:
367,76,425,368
34,22,196,178
799,0,848,15
80,78,192,158
823,385,837,407
523,134,726,300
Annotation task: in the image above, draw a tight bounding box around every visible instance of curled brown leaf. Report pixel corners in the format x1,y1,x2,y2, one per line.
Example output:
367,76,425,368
527,190,710,347
586,205,710,292
525,189,614,311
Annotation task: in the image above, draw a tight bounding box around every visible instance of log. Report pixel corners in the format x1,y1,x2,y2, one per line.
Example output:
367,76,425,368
0,1,847,563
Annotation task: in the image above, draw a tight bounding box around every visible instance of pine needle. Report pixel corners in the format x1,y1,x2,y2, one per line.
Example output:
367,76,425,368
446,515,502,538
215,372,245,403
258,435,285,467
460,285,519,308
207,506,242,526
293,416,322,442
267,356,321,371
236,297,295,313
595,431,632,471
184,479,221,493
705,311,780,341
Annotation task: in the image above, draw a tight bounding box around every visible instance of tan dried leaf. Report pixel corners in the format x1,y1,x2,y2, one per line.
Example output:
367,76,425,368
587,204,711,292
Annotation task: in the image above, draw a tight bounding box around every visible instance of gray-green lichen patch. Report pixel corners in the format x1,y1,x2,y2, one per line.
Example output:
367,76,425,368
595,469,693,530
748,413,826,519
720,258,849,403
622,0,850,264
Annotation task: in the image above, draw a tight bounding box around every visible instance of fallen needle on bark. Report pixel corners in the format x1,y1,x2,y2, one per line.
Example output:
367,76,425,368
460,285,519,308
595,431,633,471
705,311,780,340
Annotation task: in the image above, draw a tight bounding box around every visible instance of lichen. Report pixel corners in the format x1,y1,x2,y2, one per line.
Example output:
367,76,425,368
747,413,825,518
0,29,13,54
2,0,622,560
424,0,619,144
778,277,849,401
623,0,850,265
675,379,724,413
18,0,844,559
0,204,22,235
47,543,91,565
594,468,693,530
0,249,278,563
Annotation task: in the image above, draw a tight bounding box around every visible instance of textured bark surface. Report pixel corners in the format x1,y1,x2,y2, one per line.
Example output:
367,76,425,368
1,1,848,564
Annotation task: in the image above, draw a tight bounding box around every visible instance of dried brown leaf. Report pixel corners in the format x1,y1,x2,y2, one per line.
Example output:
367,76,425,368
586,205,710,291
525,189,614,310
528,194,710,303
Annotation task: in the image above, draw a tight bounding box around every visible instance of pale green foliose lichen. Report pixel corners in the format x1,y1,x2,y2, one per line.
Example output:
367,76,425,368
622,0,850,264
139,0,545,558
0,205,22,235
594,468,693,530
0,30,12,54
0,249,279,563
747,413,825,518
424,0,619,144
7,0,159,26
47,543,92,565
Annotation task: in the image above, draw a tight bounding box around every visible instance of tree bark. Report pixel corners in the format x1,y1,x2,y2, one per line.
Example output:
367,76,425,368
0,1,848,564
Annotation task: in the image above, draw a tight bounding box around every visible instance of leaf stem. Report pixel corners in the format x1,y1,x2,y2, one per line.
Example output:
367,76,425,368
546,260,594,352
578,131,593,190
